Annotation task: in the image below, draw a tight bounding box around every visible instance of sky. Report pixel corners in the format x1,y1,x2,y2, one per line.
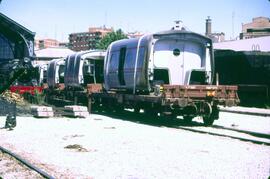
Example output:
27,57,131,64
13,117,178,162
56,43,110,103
0,0,269,42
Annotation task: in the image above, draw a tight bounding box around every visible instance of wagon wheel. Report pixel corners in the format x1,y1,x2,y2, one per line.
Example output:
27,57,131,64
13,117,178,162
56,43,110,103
203,115,215,126
87,97,92,114
203,105,219,126
202,103,214,126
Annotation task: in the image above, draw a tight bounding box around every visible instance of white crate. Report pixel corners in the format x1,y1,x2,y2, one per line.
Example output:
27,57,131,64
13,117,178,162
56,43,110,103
31,106,54,117
64,105,88,112
63,111,89,118
32,111,54,117
31,106,53,112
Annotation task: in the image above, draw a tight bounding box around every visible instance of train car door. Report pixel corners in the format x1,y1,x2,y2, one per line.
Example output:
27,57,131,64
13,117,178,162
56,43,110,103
118,47,126,85
153,39,185,85
153,39,203,85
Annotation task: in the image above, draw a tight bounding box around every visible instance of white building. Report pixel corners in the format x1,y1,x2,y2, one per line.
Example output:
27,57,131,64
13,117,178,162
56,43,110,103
214,36,270,52
33,47,74,66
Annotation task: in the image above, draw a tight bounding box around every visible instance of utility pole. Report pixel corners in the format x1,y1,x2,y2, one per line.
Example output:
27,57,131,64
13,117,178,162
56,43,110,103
232,11,235,40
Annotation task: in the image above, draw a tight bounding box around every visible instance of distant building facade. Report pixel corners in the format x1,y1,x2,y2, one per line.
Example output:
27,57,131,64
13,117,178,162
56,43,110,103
35,38,59,50
205,16,225,43
240,17,270,39
59,42,69,48
34,47,74,66
69,26,113,51
89,26,113,37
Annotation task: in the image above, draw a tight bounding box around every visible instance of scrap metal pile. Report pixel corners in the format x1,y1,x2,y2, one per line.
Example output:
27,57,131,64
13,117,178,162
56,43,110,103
0,91,25,106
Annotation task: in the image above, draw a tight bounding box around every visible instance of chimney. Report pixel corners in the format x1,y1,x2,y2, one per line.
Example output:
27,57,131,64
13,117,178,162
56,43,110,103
205,16,212,36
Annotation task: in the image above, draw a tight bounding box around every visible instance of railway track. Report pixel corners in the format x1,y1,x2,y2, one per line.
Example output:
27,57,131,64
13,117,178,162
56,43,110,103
0,146,55,179
30,102,270,146
175,125,270,146
212,124,270,139
87,108,270,146
49,104,270,146
219,107,270,117
1,105,268,178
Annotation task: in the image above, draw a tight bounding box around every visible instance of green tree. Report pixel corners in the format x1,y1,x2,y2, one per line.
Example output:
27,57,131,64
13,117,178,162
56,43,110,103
96,29,128,50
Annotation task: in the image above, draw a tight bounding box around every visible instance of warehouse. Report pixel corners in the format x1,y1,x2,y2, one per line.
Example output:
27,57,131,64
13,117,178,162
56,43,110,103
214,37,270,106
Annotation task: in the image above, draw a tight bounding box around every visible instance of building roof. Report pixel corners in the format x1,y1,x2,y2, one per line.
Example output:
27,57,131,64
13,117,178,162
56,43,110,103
213,36,270,52
35,47,74,59
0,12,35,39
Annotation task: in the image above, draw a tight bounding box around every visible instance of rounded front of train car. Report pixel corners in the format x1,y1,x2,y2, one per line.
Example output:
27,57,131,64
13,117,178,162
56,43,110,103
150,30,214,87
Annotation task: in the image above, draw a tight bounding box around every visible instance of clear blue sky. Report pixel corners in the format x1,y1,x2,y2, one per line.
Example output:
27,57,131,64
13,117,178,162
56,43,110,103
1,0,269,42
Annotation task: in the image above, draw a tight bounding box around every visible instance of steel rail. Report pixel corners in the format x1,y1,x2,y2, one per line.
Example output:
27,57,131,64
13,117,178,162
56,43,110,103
212,124,270,139
176,126,270,146
220,108,270,117
0,146,55,179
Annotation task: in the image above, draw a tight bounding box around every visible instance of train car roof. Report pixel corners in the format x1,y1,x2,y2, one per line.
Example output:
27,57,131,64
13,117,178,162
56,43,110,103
109,30,212,50
108,35,153,50
109,38,140,48
49,57,65,64
81,50,106,60
153,30,212,43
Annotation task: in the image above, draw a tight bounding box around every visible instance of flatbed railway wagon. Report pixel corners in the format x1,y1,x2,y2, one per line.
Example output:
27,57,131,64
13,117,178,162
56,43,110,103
88,29,239,126
45,50,106,105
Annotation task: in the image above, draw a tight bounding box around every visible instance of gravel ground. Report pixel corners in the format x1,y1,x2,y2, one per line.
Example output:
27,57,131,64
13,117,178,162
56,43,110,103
0,151,43,179
0,112,270,179
214,112,270,133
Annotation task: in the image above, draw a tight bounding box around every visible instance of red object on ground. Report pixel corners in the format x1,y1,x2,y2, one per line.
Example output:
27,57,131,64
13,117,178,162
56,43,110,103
9,86,43,95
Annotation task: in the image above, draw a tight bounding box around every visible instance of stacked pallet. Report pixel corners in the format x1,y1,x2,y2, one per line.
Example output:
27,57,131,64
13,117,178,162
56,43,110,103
31,106,54,117
64,105,89,118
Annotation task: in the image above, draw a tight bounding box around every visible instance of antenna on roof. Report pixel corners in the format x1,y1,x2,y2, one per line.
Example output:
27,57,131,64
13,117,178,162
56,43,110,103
232,11,235,40
172,20,185,30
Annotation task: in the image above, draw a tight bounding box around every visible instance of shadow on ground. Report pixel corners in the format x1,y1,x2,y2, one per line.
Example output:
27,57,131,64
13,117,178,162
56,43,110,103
92,109,205,129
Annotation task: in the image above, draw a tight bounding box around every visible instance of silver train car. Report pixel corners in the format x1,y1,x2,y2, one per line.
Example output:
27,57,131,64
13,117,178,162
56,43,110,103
47,58,65,88
104,30,213,93
37,64,48,85
64,50,106,88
